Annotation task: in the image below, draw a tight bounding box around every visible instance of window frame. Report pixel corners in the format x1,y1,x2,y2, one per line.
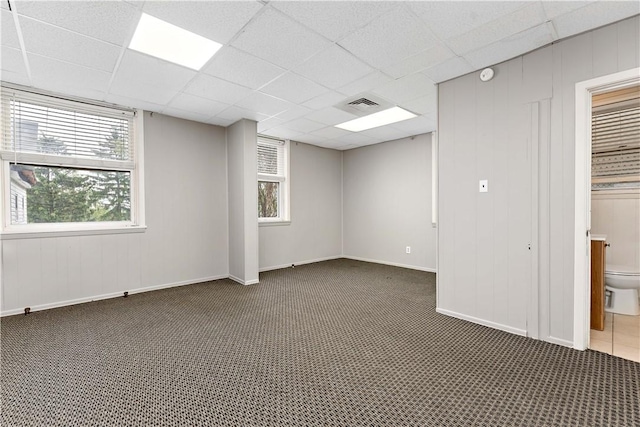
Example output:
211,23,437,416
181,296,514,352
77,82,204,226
0,84,146,239
257,136,290,225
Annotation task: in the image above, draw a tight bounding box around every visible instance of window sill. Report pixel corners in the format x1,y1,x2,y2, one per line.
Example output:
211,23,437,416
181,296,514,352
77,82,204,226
258,220,291,227
0,225,147,240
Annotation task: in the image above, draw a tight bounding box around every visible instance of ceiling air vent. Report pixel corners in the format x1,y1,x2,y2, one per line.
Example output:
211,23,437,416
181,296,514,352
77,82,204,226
335,93,393,117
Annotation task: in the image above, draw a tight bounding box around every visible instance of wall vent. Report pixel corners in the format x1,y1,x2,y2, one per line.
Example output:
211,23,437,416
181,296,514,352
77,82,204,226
335,93,393,117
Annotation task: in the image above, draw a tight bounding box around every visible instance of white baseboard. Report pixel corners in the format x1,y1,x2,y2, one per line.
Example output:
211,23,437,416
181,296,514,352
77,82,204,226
343,256,436,273
0,274,228,317
259,255,342,272
436,307,527,337
228,275,259,286
546,336,574,349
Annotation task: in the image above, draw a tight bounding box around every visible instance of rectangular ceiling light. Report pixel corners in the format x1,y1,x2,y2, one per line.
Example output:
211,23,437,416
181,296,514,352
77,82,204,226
129,13,222,70
335,106,417,132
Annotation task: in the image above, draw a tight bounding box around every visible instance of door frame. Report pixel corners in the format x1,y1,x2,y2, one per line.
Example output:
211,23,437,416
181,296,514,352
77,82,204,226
573,67,640,350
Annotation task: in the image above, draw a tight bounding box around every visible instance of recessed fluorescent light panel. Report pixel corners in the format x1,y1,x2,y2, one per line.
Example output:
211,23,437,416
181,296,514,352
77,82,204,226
129,13,222,70
335,107,417,132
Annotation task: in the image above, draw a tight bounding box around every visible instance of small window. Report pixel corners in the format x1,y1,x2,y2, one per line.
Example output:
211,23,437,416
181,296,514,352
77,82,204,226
257,135,289,222
1,85,144,234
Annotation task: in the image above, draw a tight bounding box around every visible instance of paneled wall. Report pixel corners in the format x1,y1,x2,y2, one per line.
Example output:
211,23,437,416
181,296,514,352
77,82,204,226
592,190,640,271
1,112,229,314
438,16,640,345
259,141,342,271
343,134,436,272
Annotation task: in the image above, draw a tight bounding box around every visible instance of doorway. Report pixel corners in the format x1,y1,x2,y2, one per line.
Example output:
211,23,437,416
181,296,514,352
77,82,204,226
573,67,640,352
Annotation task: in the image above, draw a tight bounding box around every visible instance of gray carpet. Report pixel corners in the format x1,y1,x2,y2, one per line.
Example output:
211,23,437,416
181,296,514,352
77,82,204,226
1,259,638,426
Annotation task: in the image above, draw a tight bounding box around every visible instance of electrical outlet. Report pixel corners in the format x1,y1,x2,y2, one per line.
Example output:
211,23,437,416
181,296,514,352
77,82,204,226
406,246,411,254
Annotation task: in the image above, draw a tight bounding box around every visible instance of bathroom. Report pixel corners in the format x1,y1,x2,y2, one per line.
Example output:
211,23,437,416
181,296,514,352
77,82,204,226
589,85,640,362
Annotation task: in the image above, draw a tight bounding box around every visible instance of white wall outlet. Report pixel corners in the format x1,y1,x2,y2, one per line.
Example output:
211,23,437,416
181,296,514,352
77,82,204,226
479,179,488,193
406,246,411,254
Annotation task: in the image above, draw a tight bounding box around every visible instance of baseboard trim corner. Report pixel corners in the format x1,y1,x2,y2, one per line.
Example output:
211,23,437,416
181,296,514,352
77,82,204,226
259,255,342,272
436,307,527,337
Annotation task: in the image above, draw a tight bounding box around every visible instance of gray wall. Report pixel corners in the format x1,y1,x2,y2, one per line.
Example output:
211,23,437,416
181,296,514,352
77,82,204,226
227,119,259,284
259,141,342,271
343,134,436,272
438,16,640,345
1,112,229,314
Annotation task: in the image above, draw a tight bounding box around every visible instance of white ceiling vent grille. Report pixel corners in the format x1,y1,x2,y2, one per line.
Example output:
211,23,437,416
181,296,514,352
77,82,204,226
334,93,393,117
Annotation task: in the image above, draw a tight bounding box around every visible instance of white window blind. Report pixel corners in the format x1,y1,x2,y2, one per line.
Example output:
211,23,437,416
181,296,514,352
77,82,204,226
1,86,135,170
591,100,640,186
257,135,285,180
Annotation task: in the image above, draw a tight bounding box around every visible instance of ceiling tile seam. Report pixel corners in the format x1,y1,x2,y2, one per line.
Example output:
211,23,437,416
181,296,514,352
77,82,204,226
547,21,559,41
105,11,144,96
9,3,31,85
13,14,128,48
401,2,449,49
216,2,268,47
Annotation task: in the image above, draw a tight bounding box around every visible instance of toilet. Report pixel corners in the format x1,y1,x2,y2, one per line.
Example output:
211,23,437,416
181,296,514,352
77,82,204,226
605,264,640,316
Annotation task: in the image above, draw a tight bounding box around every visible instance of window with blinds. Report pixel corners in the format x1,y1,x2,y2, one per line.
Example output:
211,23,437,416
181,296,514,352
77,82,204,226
257,135,289,221
591,87,640,190
0,85,142,229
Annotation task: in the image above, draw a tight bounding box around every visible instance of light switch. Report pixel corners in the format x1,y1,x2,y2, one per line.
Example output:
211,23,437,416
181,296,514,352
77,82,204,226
479,180,488,193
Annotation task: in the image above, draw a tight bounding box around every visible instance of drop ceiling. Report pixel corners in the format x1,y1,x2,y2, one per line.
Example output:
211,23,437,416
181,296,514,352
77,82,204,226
1,1,638,150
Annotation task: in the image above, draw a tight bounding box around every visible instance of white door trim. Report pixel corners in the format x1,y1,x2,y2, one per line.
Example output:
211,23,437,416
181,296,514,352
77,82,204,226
573,67,640,350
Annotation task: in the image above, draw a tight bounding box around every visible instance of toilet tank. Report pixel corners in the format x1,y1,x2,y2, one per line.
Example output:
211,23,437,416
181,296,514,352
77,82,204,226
605,264,640,289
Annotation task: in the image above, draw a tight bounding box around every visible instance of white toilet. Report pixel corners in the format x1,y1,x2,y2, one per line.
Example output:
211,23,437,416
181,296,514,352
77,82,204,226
605,264,640,316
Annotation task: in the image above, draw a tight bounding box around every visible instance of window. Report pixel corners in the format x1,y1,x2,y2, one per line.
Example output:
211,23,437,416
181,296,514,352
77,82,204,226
1,85,144,235
257,135,289,223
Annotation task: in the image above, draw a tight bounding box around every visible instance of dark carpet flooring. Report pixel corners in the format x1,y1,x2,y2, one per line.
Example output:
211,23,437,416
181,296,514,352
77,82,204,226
1,259,638,426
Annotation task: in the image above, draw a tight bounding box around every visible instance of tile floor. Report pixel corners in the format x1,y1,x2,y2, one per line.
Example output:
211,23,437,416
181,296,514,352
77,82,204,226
590,312,640,363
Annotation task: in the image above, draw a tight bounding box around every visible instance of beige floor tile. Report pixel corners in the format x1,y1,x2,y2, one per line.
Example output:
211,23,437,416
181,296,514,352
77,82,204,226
590,328,612,341
590,338,613,355
612,343,640,363
613,313,640,329
613,330,640,349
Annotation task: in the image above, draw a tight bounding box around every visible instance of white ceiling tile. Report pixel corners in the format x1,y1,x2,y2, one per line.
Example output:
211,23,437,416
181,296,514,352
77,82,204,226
231,7,331,69
115,50,197,92
28,53,111,100
271,1,396,42
294,45,373,90
360,126,409,143
216,106,270,123
184,74,252,105
296,133,330,145
19,17,120,72
161,107,211,124
1,10,20,48
272,105,313,122
257,116,287,133
542,2,592,20
168,93,229,117
338,7,439,69
409,1,529,41
552,1,640,39
421,57,475,83
446,3,547,55
142,0,263,44
1,46,29,86
280,117,325,134
463,23,553,70
388,114,436,135
305,107,357,126
372,73,437,104
337,71,393,97
381,43,456,79
1,1,8,10
15,1,140,45
329,131,375,146
307,126,352,140
302,91,349,110
259,72,328,104
234,92,293,117
202,47,285,90
400,94,437,116
110,76,179,106
206,116,235,128
262,126,305,140
104,93,164,113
